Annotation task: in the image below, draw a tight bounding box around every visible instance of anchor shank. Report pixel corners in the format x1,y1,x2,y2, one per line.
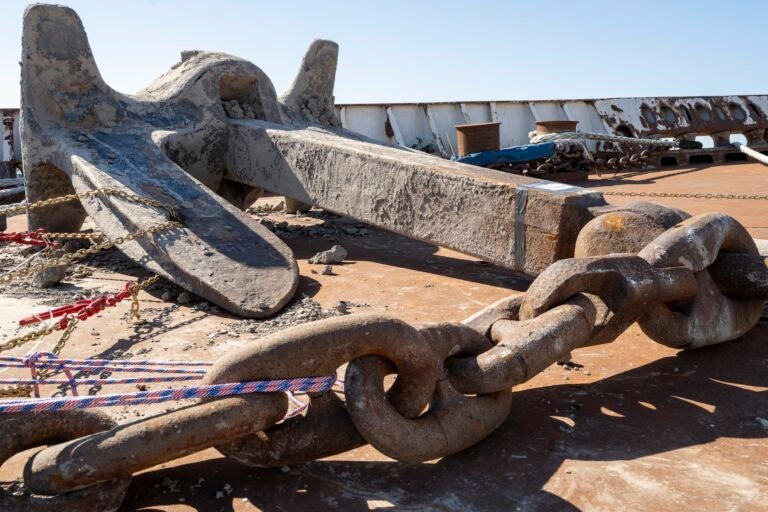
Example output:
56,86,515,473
226,120,605,275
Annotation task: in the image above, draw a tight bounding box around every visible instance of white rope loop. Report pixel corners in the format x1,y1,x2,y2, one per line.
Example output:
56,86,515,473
529,131,680,148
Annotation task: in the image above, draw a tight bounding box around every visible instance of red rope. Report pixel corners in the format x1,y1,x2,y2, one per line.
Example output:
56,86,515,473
19,281,136,328
0,228,60,248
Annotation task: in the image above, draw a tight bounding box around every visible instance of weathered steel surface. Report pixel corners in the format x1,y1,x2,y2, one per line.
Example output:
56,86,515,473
575,201,690,257
344,323,513,463
220,33,606,275
20,5,298,317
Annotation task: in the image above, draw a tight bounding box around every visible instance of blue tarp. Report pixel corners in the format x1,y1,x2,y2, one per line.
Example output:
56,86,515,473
454,142,556,167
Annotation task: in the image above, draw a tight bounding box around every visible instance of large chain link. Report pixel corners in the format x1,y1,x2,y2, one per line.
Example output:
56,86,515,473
4,211,768,509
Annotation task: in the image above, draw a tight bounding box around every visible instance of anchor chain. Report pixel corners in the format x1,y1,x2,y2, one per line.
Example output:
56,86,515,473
508,144,651,178
0,188,183,284
2,212,767,510
0,188,179,222
603,190,768,201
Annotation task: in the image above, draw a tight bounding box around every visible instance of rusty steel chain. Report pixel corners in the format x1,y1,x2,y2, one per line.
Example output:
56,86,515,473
0,188,183,284
503,145,650,178
0,273,160,400
0,319,80,399
2,211,768,510
593,149,651,174
0,188,179,222
603,190,768,201
0,221,180,284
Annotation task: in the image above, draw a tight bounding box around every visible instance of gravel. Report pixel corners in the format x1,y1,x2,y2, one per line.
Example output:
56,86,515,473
227,295,343,338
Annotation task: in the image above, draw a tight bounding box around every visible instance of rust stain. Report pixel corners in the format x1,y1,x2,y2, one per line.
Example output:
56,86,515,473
602,213,625,232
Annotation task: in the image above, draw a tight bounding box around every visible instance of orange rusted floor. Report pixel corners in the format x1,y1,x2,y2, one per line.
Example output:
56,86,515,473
1,163,767,511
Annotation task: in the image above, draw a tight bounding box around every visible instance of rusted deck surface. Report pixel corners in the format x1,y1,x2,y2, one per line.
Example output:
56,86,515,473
1,163,767,511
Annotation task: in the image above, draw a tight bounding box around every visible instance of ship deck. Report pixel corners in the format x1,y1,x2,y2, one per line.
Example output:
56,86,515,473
1,162,766,511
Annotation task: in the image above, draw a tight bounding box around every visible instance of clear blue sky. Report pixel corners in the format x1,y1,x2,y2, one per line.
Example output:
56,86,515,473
1,0,766,107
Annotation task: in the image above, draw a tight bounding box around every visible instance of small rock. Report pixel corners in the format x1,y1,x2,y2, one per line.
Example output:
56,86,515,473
309,245,347,264
335,301,348,314
756,416,768,432
177,291,191,304
161,291,174,301
321,265,333,276
34,264,67,288
62,239,88,253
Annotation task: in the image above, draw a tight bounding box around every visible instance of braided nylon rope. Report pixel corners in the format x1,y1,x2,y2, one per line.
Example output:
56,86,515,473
0,377,336,413
0,376,202,386
0,353,210,375
0,352,336,412
530,130,679,147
